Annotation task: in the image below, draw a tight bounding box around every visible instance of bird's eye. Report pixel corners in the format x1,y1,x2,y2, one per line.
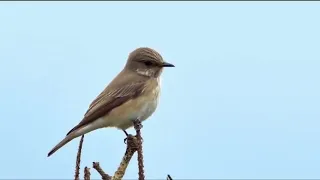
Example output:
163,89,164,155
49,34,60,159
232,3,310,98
144,61,153,66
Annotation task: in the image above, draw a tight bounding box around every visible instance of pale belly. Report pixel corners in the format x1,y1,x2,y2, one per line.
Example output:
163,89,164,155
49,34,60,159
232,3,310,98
100,87,160,130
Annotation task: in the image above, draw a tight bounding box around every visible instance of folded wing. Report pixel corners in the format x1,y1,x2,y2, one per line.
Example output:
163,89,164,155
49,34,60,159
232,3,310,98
66,81,146,135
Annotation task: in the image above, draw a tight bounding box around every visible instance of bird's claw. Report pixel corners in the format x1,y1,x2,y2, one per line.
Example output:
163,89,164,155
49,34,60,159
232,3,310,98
123,130,129,144
122,119,144,145
123,135,143,144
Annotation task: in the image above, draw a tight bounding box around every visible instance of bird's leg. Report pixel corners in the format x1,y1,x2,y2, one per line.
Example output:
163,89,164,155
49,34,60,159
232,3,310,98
123,130,129,144
123,130,129,136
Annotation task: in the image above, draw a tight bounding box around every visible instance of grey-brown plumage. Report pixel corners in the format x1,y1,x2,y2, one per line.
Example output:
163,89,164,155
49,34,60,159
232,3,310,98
48,47,174,157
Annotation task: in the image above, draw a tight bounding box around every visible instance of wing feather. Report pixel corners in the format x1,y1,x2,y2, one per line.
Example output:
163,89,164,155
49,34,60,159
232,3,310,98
66,81,146,135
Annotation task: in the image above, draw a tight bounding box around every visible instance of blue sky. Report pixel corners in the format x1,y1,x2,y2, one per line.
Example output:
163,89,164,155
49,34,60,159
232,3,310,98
1,2,320,179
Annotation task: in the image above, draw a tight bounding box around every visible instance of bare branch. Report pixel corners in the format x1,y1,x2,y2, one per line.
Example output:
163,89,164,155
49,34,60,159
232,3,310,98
74,135,84,180
84,167,91,180
167,174,173,180
72,121,170,180
133,119,145,180
112,135,138,180
93,162,111,180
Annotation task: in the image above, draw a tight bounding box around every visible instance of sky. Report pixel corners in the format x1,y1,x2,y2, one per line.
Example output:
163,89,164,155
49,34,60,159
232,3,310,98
0,1,320,179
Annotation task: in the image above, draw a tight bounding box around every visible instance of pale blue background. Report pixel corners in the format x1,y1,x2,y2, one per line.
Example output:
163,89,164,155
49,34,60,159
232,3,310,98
0,2,319,179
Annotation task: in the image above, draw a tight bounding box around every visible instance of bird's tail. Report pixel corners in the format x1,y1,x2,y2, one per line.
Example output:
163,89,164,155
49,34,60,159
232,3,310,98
48,118,106,157
47,125,89,157
47,134,75,157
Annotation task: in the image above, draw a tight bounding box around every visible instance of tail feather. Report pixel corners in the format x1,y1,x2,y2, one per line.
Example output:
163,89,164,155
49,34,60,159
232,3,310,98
47,135,74,157
47,118,105,157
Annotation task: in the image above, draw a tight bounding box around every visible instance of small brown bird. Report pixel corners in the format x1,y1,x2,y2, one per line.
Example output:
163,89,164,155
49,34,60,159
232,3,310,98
48,47,174,157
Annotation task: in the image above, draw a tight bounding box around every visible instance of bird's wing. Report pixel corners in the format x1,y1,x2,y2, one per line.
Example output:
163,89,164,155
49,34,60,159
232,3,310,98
66,80,146,135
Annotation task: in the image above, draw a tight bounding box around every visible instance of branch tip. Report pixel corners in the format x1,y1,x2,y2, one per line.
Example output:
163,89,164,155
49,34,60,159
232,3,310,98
84,166,91,180
74,135,84,180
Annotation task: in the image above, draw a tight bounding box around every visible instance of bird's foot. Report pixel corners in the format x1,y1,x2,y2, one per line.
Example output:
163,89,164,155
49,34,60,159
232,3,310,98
123,130,129,144
122,118,144,145
124,134,139,150
122,130,144,144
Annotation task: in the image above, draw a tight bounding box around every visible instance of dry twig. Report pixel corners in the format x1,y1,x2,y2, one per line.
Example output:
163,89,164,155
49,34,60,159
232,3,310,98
167,174,173,180
133,119,145,180
73,120,171,180
112,135,139,180
93,162,111,180
84,167,91,180
74,135,84,180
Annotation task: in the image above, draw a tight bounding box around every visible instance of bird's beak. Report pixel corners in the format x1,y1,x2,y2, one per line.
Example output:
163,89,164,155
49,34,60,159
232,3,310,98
161,61,175,67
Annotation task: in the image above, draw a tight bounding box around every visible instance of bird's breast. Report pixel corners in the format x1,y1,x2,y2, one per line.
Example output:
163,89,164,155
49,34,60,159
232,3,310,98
104,78,161,129
136,79,161,121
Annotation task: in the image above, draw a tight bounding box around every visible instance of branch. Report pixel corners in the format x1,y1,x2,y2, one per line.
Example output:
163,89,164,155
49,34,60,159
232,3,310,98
74,121,172,180
74,132,139,180
93,162,111,180
87,134,139,180
112,135,138,180
84,167,90,180
133,119,145,180
74,135,84,180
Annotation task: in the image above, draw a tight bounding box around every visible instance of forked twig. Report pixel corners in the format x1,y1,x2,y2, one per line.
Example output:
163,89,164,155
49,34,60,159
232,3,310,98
93,162,111,180
74,121,171,180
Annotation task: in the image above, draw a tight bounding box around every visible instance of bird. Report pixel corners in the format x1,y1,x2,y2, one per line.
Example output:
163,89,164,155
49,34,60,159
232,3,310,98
47,47,174,157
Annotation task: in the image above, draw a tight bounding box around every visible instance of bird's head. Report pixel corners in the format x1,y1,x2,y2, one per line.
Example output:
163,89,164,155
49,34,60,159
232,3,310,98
125,47,174,78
